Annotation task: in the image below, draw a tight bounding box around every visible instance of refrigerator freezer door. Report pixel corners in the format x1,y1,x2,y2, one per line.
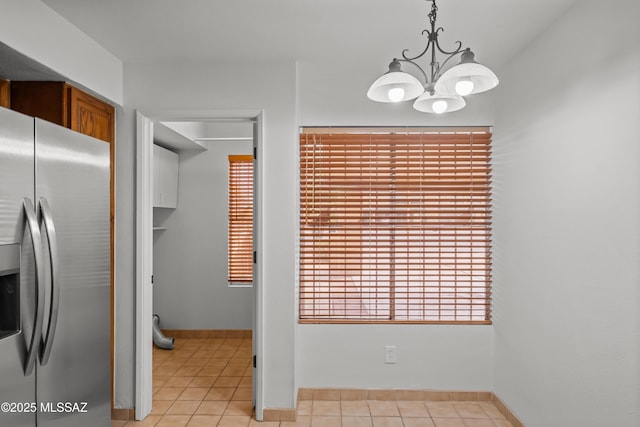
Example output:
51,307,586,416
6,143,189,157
0,108,37,427
34,119,111,427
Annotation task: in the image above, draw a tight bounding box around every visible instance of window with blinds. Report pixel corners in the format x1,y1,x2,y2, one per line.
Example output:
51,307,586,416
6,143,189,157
228,155,254,284
299,127,492,324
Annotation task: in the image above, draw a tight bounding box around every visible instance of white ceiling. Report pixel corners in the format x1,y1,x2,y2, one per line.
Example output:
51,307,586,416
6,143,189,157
42,0,577,69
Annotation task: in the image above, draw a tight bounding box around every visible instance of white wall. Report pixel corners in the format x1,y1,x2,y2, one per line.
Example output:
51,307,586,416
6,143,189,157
299,325,493,391
0,0,123,104
123,61,298,410
296,60,497,394
492,1,640,425
153,140,253,330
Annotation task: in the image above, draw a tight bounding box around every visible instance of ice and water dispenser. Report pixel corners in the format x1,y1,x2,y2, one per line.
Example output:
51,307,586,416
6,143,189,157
0,244,20,340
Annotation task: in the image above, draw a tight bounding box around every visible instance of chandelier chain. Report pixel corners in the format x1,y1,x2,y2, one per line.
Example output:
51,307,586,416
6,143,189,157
428,0,438,29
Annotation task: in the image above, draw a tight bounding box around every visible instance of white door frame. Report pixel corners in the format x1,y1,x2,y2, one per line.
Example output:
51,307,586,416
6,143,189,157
135,111,154,420
135,108,265,420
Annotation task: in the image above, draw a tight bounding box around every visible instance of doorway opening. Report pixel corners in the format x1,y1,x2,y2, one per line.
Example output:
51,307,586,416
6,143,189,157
136,110,264,421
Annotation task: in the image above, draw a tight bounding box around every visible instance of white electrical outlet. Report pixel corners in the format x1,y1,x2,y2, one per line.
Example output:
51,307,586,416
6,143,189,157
384,345,397,364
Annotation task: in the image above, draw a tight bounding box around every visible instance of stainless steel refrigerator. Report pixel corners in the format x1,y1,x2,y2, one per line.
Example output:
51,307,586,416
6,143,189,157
0,107,110,427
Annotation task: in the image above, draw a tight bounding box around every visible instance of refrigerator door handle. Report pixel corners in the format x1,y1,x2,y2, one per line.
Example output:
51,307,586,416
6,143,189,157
38,197,59,366
22,198,45,376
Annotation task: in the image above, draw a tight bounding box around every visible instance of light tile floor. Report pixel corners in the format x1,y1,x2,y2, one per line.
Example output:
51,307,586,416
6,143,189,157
111,338,513,427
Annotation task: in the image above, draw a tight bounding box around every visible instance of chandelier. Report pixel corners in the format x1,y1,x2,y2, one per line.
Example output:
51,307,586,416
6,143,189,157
367,0,499,114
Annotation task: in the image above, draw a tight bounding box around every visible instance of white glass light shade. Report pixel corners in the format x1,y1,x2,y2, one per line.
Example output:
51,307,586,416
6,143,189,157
367,71,424,103
435,62,499,96
413,91,465,114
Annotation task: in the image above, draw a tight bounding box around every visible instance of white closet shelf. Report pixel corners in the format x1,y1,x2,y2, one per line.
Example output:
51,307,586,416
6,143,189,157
153,121,207,152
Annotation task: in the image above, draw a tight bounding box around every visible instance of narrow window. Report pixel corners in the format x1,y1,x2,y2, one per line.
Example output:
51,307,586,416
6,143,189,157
228,155,253,285
299,127,492,324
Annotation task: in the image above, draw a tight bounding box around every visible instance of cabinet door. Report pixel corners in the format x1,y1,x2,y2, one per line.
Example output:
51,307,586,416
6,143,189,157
68,86,114,144
0,78,9,108
153,145,179,208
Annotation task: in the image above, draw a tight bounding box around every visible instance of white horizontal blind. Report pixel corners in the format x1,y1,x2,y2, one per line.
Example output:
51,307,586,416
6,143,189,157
228,155,254,284
299,128,492,323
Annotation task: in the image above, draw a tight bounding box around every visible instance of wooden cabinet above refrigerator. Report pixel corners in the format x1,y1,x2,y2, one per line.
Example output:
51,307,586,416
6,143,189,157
10,81,114,144
0,78,9,108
